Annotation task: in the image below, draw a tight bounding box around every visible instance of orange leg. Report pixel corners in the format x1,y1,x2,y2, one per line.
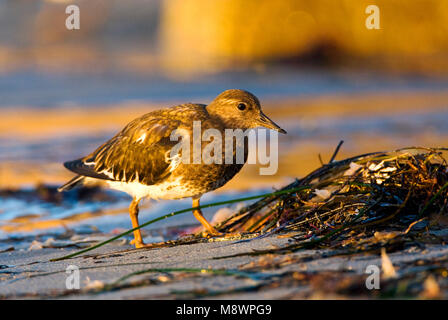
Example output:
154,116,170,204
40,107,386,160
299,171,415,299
192,196,222,236
128,198,151,248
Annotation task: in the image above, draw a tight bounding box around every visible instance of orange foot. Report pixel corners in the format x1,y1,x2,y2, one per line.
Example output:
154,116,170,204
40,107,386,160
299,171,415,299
201,229,223,238
201,229,241,239
130,239,157,249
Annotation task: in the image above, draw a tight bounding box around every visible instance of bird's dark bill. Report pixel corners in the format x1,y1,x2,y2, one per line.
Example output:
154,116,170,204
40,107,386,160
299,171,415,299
258,112,287,134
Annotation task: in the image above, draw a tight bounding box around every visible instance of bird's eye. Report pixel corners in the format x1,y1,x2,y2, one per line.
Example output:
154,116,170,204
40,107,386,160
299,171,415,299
237,103,246,111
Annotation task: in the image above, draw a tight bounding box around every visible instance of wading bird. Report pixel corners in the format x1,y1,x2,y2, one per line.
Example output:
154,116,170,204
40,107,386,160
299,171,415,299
59,89,286,248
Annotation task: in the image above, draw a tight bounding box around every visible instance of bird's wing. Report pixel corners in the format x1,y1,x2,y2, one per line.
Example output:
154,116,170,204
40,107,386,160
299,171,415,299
64,116,182,185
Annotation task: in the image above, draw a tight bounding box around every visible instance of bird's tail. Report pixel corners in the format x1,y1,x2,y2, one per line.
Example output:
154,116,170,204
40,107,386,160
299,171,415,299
58,175,85,192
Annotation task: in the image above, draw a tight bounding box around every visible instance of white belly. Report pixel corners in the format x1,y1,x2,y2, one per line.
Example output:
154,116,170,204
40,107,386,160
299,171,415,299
105,177,199,200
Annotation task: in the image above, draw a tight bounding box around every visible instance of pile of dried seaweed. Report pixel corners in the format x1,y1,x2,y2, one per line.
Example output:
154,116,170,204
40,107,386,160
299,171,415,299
216,147,448,254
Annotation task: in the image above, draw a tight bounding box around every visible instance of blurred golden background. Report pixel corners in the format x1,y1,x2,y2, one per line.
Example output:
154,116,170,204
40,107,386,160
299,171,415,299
1,0,447,75
0,0,448,188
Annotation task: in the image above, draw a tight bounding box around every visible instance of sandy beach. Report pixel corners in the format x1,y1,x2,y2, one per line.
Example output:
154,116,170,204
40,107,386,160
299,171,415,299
2,231,448,299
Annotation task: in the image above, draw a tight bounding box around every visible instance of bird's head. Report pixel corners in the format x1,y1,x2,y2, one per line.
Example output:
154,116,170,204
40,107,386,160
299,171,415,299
206,89,287,134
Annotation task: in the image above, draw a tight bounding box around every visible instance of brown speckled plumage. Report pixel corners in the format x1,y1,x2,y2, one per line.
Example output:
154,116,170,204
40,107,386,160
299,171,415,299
59,89,286,247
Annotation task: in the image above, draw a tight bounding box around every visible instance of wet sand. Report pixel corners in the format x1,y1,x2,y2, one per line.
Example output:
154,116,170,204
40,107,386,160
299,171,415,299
1,233,447,299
